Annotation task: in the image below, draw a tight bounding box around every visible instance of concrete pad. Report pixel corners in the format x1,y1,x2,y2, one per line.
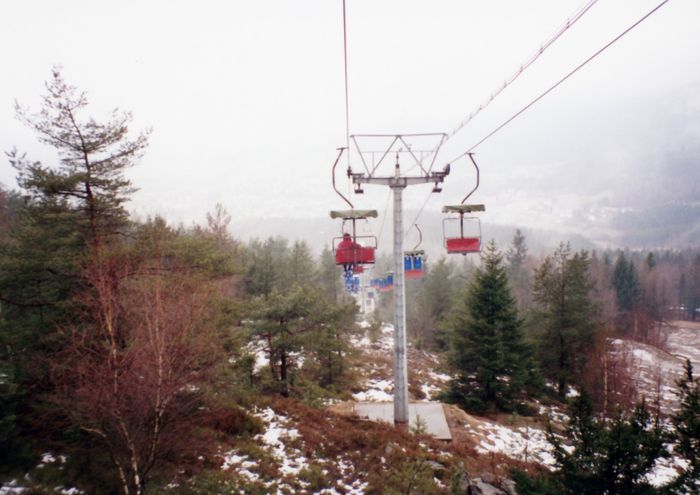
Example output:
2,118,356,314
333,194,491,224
354,402,452,440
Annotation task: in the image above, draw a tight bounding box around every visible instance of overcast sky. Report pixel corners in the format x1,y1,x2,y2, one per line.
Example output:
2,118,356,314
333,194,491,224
1,0,699,238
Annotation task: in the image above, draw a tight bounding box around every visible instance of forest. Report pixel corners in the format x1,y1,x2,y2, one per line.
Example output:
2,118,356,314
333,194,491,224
1,72,699,495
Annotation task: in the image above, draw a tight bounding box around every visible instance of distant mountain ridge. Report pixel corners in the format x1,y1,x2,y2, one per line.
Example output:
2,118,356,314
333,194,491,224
229,202,700,258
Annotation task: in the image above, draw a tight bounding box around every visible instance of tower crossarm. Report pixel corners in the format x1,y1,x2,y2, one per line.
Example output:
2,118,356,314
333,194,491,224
350,167,449,189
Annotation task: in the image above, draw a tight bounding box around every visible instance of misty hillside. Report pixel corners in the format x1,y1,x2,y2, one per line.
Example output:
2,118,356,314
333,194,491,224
229,204,700,259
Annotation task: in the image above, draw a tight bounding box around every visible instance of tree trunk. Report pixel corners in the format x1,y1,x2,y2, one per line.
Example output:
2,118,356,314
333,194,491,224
280,351,288,396
327,350,333,386
603,345,609,417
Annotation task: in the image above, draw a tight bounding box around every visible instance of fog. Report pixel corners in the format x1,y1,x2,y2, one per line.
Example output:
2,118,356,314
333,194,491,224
1,0,698,249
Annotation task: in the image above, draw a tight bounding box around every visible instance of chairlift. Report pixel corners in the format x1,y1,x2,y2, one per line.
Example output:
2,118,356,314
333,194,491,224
331,209,378,272
404,224,425,279
344,275,360,294
330,148,379,274
443,153,485,255
404,251,425,279
378,272,394,292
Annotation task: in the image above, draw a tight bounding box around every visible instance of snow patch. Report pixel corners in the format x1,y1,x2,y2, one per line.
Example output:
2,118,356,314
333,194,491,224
0,480,27,494
221,452,259,482
353,389,393,402
353,378,394,402
428,371,451,383
646,456,688,487
253,407,308,476
467,418,560,467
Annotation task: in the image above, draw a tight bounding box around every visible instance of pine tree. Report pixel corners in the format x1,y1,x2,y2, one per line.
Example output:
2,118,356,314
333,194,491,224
532,243,596,398
11,68,148,248
248,285,326,396
686,255,700,322
678,273,688,320
1,68,149,380
411,256,456,350
667,359,700,493
282,240,318,290
645,252,656,271
506,229,532,311
308,302,356,389
446,240,537,413
612,252,641,313
318,245,342,303
0,70,149,469
517,394,667,495
243,237,288,296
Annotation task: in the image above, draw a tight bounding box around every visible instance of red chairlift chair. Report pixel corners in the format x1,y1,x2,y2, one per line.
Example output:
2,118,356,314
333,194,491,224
329,147,379,273
442,153,485,255
442,204,485,254
330,209,378,269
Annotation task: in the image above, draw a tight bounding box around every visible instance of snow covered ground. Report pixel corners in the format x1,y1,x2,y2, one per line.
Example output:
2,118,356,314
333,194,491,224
350,322,452,404
220,407,309,490
218,406,370,494
664,320,700,369
608,338,684,415
465,415,558,466
348,320,697,480
0,454,81,494
608,322,700,416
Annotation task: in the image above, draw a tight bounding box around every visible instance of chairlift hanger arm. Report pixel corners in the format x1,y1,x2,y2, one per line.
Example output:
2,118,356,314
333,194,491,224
460,153,480,205
331,147,353,208
412,224,422,252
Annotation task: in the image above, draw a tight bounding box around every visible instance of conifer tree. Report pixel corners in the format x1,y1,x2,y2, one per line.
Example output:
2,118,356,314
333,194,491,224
0,70,149,468
10,68,149,248
517,394,667,495
686,255,700,322
282,240,317,290
318,245,342,303
412,256,456,350
506,229,532,311
667,359,700,493
243,237,288,296
446,240,537,413
612,252,641,313
532,243,596,398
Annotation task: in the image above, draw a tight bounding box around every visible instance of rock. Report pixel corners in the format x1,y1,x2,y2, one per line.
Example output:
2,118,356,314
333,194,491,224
481,472,496,485
449,462,471,493
426,460,446,473
384,442,398,455
469,478,506,495
499,478,518,495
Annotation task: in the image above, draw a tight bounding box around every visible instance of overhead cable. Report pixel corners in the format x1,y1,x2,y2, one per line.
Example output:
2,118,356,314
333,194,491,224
376,189,393,250
449,0,671,162
405,189,434,241
342,0,351,165
446,0,600,142
405,0,599,190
